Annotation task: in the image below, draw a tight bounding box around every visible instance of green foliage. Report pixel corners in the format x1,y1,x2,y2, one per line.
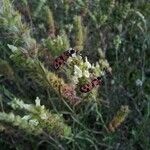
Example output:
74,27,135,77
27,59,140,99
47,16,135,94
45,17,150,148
44,32,70,56
73,15,85,51
8,97,71,137
0,59,14,79
0,0,149,149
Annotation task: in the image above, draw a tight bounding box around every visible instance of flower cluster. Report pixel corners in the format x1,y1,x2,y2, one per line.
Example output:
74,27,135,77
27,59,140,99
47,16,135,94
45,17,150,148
73,15,86,51
44,32,70,56
0,97,72,137
64,49,112,99
108,105,130,132
0,112,43,135
69,51,111,81
45,6,55,37
47,71,81,105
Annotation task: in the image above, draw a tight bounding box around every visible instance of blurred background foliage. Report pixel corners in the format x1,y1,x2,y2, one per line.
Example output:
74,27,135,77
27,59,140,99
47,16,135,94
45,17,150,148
0,0,149,149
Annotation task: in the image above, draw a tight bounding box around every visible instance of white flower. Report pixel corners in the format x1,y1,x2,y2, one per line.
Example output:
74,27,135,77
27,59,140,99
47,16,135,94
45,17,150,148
78,55,82,60
74,65,82,78
24,104,33,111
22,115,31,121
7,44,18,52
72,76,79,84
128,57,131,62
35,97,41,106
99,71,104,76
99,60,109,68
135,79,143,87
111,80,115,85
15,116,22,126
9,113,15,122
67,57,73,63
95,62,100,68
91,63,95,69
83,70,90,78
10,98,31,110
72,53,76,58
29,119,39,126
40,113,48,120
85,57,91,68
